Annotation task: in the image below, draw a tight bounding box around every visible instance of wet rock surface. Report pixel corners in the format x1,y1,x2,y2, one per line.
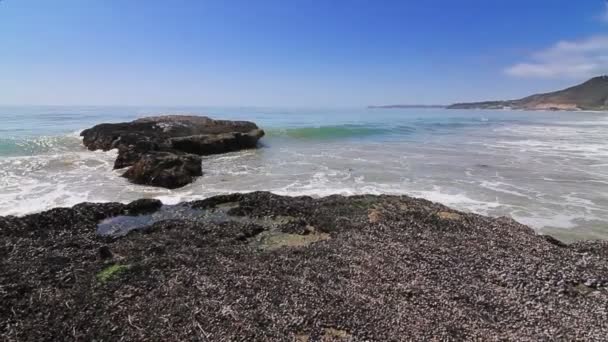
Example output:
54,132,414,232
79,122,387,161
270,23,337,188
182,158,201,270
1,192,608,340
122,151,203,189
80,115,264,188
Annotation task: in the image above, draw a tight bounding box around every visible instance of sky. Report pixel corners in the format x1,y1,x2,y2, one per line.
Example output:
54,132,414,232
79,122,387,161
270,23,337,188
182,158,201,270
1,0,608,107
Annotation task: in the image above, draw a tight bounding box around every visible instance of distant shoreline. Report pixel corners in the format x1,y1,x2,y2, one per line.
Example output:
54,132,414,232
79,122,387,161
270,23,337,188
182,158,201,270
367,105,608,113
371,76,608,112
368,104,446,109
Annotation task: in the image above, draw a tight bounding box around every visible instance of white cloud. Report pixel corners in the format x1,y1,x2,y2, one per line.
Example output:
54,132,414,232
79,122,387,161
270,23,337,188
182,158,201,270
601,1,608,23
505,35,608,79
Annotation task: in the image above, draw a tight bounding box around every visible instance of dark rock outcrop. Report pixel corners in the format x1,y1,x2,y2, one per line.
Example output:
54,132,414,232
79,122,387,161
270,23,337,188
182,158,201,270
1,192,608,340
80,115,264,188
122,152,203,189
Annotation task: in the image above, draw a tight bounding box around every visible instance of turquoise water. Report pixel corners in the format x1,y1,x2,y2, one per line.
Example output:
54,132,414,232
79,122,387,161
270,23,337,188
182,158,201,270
1,106,607,240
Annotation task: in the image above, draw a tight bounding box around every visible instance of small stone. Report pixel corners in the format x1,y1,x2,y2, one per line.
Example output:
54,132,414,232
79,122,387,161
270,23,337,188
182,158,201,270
573,283,594,295
124,198,162,215
437,211,462,221
98,246,113,260
368,209,383,223
295,333,310,342
303,225,316,235
322,327,351,340
542,235,568,247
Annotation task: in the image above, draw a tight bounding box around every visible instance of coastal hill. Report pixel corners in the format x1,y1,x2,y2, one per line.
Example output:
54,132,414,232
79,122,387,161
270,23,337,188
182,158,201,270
448,75,608,111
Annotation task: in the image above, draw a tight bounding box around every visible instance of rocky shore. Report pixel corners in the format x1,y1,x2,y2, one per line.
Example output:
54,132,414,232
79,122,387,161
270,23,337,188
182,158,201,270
1,192,607,340
80,115,264,188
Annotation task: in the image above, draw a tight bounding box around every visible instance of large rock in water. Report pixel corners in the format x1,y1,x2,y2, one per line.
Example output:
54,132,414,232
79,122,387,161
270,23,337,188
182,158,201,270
1,192,608,340
122,152,203,189
80,115,264,188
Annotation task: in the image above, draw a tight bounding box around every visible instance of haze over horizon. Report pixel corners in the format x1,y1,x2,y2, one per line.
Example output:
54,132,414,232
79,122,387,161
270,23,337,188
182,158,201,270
2,0,608,107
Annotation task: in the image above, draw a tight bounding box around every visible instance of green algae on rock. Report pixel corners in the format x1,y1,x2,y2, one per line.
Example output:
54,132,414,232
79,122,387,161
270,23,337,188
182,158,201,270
97,264,130,283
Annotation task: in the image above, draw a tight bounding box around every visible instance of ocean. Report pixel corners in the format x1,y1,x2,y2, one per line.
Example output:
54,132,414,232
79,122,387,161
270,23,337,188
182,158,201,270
1,106,607,241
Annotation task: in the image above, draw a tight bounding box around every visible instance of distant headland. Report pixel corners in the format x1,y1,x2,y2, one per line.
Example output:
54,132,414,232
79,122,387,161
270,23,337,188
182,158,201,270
448,76,608,111
371,76,608,111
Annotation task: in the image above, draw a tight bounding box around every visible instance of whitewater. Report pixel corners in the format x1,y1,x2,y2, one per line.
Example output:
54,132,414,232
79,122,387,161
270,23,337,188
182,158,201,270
1,105,607,241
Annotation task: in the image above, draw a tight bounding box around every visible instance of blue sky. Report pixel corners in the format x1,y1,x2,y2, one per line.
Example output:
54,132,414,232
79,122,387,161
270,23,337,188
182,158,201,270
1,0,608,106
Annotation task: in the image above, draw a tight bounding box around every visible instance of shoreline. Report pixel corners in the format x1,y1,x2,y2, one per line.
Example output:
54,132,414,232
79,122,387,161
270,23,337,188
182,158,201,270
0,192,593,243
2,109,607,241
367,105,608,114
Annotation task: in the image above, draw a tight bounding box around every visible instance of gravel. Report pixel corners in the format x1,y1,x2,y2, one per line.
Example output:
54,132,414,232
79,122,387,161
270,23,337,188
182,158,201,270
1,192,607,341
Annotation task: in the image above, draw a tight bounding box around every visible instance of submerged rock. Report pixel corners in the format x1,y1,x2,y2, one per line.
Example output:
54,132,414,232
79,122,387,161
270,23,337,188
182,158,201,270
1,192,608,340
80,115,264,188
